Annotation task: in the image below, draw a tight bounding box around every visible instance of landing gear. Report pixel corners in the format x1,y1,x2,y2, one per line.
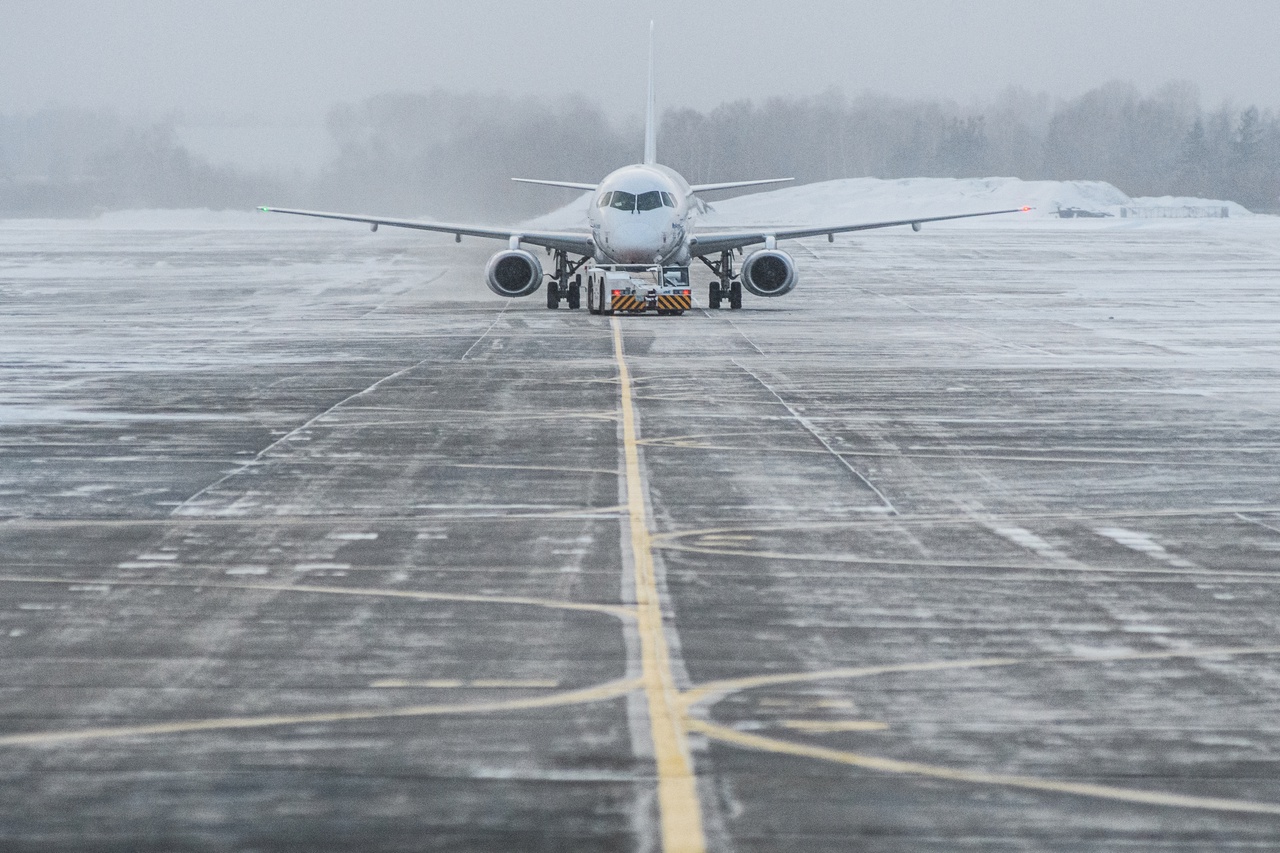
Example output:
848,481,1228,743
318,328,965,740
699,250,742,310
568,274,581,310
546,250,590,310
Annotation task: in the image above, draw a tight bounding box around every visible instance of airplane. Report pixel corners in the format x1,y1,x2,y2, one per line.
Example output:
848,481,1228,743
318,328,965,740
261,24,1026,312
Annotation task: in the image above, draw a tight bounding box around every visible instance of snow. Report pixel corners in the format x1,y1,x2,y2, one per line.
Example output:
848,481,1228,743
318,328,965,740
0,178,1258,234
525,176,1260,230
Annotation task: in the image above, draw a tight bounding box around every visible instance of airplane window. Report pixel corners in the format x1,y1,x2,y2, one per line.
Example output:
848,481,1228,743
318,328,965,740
610,191,636,212
597,191,613,208
660,191,675,208
637,191,663,211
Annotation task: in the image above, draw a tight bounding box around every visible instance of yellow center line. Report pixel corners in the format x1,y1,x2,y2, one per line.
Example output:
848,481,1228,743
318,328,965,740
612,318,707,853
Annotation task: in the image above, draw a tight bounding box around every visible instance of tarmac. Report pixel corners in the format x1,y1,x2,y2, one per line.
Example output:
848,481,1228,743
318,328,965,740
2,216,1280,851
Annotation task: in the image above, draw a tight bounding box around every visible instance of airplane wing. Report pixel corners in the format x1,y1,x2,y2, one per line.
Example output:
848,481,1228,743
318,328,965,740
688,178,794,193
511,178,599,191
688,207,1029,257
258,207,596,255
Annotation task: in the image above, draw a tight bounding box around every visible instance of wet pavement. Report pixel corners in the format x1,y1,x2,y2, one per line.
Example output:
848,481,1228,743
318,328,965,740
2,216,1280,851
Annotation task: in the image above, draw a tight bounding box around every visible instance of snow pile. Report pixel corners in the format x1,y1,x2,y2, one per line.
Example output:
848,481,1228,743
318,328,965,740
525,177,1255,230
1126,196,1251,217
0,208,349,231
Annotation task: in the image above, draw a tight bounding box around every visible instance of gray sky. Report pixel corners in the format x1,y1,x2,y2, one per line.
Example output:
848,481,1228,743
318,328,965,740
4,0,1277,121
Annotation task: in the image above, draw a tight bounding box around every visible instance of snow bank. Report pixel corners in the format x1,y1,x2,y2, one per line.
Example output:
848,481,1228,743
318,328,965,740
525,176,1257,230
1,179,1257,233
0,208,349,231
1127,196,1251,217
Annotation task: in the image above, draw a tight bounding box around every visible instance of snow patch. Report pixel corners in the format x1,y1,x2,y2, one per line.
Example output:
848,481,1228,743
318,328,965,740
525,176,1257,231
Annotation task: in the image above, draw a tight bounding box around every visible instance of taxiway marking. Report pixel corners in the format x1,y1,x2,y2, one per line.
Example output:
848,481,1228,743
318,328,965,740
682,646,1280,816
612,319,707,853
0,678,642,749
688,719,1280,816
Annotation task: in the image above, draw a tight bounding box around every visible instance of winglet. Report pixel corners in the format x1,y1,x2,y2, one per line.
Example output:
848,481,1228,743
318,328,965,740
644,21,656,165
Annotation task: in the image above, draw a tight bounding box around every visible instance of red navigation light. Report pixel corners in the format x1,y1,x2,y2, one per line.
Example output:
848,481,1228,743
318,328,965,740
1021,206,1032,212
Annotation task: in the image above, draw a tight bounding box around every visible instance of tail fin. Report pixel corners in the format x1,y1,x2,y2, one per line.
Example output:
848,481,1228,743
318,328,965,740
644,20,656,165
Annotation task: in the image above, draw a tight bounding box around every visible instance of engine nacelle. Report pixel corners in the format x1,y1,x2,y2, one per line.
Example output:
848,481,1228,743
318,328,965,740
741,249,797,297
485,249,543,297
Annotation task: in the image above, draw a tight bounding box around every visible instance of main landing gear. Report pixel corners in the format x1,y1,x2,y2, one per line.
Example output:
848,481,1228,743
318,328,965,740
545,250,588,310
700,250,742,310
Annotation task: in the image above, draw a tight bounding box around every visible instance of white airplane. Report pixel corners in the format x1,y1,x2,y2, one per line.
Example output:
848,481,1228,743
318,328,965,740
262,25,1025,312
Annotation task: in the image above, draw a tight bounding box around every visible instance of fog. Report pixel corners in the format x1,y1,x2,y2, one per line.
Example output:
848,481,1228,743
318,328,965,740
2,1,1278,215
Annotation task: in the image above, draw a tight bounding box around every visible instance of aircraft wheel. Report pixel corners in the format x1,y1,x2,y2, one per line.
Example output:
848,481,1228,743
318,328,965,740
729,281,742,310
568,278,581,310
547,282,560,309
708,282,722,310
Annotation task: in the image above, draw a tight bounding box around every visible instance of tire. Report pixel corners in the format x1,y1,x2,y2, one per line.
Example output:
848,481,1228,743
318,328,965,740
547,281,560,309
598,280,609,316
708,282,722,310
729,281,742,310
568,277,581,310
587,279,598,314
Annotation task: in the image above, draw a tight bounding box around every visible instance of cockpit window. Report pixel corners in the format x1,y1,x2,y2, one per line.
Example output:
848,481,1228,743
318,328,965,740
610,191,636,212
597,191,613,208
636,190,663,212
660,191,676,208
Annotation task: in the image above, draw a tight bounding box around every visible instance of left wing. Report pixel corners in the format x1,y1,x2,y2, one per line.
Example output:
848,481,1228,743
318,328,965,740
511,178,599,191
259,207,596,255
689,207,1029,257
688,177,793,193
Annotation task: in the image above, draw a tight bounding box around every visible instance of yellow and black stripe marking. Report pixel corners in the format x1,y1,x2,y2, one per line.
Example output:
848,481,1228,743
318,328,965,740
612,294,645,312
610,294,691,314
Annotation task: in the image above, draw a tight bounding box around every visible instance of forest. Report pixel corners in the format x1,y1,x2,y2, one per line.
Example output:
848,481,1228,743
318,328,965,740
2,81,1277,218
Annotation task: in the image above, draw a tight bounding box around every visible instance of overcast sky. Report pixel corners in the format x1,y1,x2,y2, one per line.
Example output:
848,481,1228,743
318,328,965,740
3,0,1277,122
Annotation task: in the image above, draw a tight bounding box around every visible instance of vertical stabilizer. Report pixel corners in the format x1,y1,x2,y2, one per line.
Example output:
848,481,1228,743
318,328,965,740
644,20,656,165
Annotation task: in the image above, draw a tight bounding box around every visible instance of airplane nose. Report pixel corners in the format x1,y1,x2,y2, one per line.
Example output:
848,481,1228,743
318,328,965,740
605,217,677,264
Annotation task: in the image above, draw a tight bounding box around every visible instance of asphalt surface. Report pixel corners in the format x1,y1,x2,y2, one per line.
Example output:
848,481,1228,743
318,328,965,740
2,216,1280,851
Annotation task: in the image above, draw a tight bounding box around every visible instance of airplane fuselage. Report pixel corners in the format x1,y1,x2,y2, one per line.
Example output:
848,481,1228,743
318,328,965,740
588,164,694,266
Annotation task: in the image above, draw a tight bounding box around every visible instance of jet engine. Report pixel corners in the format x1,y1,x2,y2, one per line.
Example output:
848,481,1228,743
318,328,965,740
740,249,797,297
484,249,543,297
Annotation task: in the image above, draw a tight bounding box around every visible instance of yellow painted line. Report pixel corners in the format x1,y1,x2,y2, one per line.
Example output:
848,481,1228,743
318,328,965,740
0,677,643,749
782,720,889,733
0,576,636,621
682,647,1280,815
689,719,1280,816
683,646,1280,714
612,318,707,853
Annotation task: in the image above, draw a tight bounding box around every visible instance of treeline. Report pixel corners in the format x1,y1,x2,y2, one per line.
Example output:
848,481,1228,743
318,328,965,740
0,110,281,216
2,82,1278,217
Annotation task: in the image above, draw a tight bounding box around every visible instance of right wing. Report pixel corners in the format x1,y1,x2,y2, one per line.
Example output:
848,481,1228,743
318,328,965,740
259,207,595,255
689,207,1029,256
